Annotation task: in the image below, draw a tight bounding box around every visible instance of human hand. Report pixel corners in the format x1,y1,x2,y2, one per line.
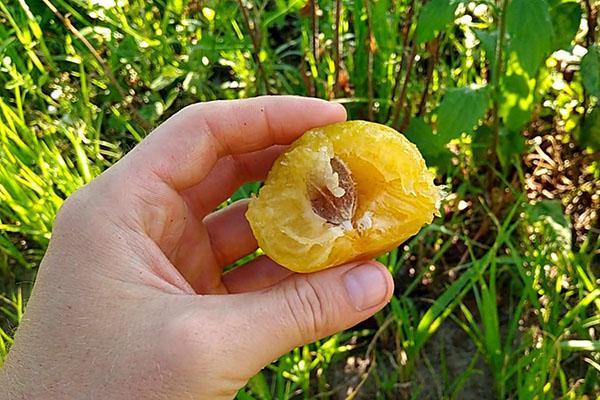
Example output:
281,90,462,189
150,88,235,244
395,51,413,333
0,96,394,399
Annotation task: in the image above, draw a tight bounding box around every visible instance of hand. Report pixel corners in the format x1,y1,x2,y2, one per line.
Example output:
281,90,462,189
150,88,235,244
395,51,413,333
0,96,394,399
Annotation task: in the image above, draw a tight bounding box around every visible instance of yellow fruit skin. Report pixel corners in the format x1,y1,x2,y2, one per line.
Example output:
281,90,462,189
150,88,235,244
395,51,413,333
246,120,440,273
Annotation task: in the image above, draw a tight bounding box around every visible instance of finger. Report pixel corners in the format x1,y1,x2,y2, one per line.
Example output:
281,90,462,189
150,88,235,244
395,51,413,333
222,256,294,294
170,217,227,294
210,261,394,377
182,145,285,219
125,96,346,190
203,199,256,266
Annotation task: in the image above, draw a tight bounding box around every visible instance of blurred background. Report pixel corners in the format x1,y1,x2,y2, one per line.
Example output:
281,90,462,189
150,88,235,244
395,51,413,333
0,0,598,398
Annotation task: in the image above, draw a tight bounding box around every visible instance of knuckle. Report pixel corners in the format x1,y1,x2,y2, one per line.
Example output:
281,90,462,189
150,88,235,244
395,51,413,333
53,186,88,231
157,312,240,395
178,101,216,122
179,102,202,116
283,277,328,343
129,179,187,244
159,313,208,375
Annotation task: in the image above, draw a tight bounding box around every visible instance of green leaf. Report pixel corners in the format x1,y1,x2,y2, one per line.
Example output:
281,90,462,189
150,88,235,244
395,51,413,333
231,182,261,202
415,0,459,44
372,0,395,54
149,65,183,90
235,391,256,400
559,289,600,330
581,44,600,98
550,2,582,51
171,0,183,14
507,0,554,74
405,117,452,169
560,340,600,352
471,124,493,165
405,117,437,152
579,107,600,151
473,29,498,61
500,53,536,131
114,36,139,61
437,85,490,140
246,372,271,400
139,101,164,122
473,29,506,71
497,128,526,169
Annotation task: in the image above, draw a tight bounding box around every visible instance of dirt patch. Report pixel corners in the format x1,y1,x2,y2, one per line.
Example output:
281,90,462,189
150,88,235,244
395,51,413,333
326,319,495,399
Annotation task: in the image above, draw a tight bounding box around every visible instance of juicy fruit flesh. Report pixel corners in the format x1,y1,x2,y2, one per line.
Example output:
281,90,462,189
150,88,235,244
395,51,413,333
246,120,440,273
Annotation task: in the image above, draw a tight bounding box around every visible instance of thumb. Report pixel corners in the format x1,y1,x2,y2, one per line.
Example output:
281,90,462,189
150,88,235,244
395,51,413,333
225,261,394,374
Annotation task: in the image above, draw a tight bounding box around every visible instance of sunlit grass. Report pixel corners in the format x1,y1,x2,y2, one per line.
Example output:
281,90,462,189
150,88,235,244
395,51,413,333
0,0,598,398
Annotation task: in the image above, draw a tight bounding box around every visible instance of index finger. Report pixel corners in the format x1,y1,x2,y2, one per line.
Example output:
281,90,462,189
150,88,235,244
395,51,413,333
125,96,347,190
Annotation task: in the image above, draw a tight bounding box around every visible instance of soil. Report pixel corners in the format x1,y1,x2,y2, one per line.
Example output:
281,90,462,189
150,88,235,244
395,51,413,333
326,319,495,399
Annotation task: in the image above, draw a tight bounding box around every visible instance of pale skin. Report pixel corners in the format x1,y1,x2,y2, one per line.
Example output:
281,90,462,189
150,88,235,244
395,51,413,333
0,96,394,399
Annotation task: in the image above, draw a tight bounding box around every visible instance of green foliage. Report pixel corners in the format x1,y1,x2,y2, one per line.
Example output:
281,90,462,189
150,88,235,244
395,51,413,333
550,2,582,50
405,116,451,169
579,106,600,151
506,0,554,75
1,0,598,398
581,44,600,98
497,127,526,169
415,0,459,44
437,85,490,141
499,55,536,132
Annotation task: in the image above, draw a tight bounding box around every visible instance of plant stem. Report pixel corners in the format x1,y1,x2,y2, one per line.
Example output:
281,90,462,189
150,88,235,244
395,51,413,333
417,34,442,117
333,0,342,97
391,42,417,129
584,0,597,47
310,0,319,97
365,0,375,121
388,0,415,121
582,0,597,121
490,0,510,168
236,0,271,95
300,62,313,95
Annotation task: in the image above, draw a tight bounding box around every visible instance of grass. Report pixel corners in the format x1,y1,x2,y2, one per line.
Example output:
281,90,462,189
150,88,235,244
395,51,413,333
1,0,599,398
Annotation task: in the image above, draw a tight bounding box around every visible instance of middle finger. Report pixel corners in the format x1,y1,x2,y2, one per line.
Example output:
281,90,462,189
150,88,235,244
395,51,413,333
181,145,285,219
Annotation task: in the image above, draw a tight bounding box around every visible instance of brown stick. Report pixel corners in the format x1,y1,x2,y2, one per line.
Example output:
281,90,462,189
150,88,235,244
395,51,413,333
236,0,271,95
388,0,415,121
582,0,597,121
488,0,510,190
300,62,313,96
391,42,417,129
584,0,597,47
333,0,342,97
417,34,442,117
310,0,319,96
365,0,375,121
40,0,151,130
399,106,411,132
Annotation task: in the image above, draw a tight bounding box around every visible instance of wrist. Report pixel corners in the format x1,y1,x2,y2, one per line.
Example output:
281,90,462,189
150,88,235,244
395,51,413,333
0,365,20,400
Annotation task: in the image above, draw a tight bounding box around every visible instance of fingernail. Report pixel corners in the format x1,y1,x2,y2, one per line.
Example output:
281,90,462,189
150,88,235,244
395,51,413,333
343,264,388,311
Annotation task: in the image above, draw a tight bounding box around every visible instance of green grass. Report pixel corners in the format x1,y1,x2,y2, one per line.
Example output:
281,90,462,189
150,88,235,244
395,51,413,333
1,0,599,398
